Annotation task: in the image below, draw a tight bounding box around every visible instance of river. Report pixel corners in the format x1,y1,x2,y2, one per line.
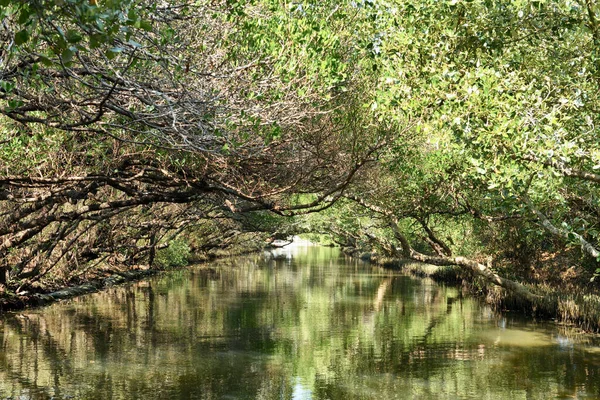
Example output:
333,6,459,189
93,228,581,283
1,246,599,399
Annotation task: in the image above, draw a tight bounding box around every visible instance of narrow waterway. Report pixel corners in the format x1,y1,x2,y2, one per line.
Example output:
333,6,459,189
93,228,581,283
1,246,599,399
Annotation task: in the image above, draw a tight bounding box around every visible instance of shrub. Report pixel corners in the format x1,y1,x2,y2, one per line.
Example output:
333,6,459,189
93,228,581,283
156,239,191,269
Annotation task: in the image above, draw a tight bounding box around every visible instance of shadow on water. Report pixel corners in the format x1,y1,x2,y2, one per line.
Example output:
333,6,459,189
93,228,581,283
0,246,600,399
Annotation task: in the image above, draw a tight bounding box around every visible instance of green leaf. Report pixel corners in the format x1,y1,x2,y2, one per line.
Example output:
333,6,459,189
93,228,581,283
89,34,103,49
106,47,123,59
66,29,83,43
18,8,32,24
0,80,15,92
139,20,153,31
127,8,137,21
14,30,30,46
7,99,24,111
61,47,76,63
40,56,53,66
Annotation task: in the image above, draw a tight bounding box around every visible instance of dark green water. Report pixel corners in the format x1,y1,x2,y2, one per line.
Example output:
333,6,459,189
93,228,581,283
1,246,600,399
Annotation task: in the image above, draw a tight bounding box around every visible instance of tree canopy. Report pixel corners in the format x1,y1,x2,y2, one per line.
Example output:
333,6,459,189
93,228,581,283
1,0,600,316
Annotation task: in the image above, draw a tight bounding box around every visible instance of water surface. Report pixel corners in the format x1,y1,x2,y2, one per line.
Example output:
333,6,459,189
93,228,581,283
1,246,600,399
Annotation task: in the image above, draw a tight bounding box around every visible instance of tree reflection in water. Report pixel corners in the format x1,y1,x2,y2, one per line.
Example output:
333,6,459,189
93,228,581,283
0,246,599,399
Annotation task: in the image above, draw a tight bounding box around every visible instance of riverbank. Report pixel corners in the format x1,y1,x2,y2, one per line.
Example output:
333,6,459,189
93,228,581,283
0,268,160,312
5,243,600,334
3,245,599,400
355,251,600,333
0,235,312,313
0,247,259,313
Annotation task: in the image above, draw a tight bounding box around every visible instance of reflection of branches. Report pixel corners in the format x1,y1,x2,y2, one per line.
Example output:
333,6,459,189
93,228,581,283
373,278,392,312
0,314,75,392
414,301,451,347
0,349,54,399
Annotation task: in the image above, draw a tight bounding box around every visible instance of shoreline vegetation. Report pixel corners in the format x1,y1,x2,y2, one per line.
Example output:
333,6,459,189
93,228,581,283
0,246,261,313
346,249,600,333
0,268,160,312
5,240,599,337
0,240,302,312
2,1,600,336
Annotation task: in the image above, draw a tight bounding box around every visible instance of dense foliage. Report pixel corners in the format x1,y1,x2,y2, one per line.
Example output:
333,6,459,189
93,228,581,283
0,0,387,292
1,0,600,310
303,0,600,293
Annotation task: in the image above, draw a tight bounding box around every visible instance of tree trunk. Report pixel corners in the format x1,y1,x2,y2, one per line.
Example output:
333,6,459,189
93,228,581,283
390,220,541,304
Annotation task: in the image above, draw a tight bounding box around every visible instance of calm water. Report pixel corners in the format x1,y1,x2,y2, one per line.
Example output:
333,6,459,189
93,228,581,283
1,246,600,399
